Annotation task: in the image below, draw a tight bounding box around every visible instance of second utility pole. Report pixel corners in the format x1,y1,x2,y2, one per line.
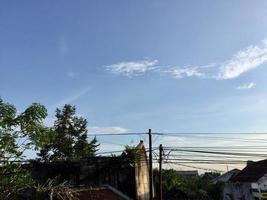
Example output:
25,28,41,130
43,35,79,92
148,129,153,200
159,144,163,200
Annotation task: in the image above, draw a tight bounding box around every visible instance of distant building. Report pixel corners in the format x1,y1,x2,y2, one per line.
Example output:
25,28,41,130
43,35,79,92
175,170,199,178
217,160,267,200
24,141,150,200
202,172,221,181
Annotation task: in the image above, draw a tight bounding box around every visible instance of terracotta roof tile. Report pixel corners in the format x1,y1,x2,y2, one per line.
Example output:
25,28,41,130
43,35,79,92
74,187,127,200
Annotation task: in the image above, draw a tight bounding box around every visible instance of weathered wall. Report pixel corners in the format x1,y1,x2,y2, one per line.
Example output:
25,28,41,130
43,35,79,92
135,142,150,200
25,142,150,200
25,158,137,199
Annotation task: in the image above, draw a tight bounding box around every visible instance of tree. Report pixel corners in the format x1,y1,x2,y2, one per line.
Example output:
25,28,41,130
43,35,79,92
0,98,48,199
39,104,99,161
121,145,141,166
153,169,217,200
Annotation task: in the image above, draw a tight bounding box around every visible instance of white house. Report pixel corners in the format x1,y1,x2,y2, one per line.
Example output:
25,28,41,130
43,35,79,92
212,169,240,185
217,160,267,200
211,169,240,200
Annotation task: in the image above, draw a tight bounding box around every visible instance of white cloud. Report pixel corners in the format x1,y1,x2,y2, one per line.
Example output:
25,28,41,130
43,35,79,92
236,82,256,90
218,40,267,79
161,63,217,79
106,59,158,76
88,126,128,134
105,38,267,80
167,67,204,79
171,38,267,80
98,143,124,153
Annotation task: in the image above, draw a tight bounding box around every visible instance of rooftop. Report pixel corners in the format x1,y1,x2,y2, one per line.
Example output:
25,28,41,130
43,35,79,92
231,160,267,183
73,186,132,200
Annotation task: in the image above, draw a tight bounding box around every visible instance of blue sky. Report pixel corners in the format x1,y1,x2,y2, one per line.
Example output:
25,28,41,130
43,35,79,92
2,1,267,170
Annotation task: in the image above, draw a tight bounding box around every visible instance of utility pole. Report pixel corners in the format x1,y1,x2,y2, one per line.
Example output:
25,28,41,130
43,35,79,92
159,144,163,200
148,129,153,200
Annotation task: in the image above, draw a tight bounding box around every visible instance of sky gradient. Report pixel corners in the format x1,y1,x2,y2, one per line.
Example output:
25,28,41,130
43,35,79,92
1,1,267,171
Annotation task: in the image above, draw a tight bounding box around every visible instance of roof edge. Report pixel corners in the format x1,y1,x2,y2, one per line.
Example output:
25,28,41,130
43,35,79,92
103,185,133,200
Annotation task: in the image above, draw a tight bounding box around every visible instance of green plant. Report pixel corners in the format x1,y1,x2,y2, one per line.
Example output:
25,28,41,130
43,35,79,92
38,104,99,161
50,182,79,200
0,98,48,199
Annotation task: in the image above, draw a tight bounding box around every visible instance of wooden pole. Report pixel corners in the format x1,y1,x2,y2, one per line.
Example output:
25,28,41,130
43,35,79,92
148,129,153,200
159,144,163,200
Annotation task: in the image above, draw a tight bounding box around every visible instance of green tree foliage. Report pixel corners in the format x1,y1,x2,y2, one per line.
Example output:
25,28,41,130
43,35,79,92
0,99,100,199
0,98,48,199
121,145,141,166
153,169,222,200
38,104,99,161
0,164,35,200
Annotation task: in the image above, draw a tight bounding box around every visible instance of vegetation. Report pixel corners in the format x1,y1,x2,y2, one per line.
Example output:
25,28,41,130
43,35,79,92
121,145,142,166
154,169,223,200
38,104,99,161
0,98,99,199
0,98,47,199
0,97,224,200
35,179,79,200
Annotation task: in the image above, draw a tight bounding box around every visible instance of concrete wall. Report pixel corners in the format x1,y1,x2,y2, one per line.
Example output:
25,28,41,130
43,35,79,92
25,142,151,200
25,158,137,199
135,141,150,200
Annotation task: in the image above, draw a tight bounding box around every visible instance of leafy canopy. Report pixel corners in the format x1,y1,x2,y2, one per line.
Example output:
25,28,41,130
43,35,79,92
38,104,99,161
0,98,48,199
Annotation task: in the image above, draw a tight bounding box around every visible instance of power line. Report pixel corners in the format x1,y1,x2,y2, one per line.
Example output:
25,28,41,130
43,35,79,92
164,159,248,164
163,146,267,149
154,132,267,135
164,162,224,172
165,161,247,164
88,132,267,136
153,133,267,143
164,148,267,157
167,154,261,159
87,133,147,136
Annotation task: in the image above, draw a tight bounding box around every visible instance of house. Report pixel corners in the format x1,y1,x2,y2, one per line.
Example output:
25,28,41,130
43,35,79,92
24,141,150,200
212,169,240,184
218,160,267,200
211,169,240,200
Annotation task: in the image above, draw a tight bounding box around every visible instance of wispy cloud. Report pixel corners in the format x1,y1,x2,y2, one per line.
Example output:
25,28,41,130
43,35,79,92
164,64,217,79
106,59,158,76
218,39,267,79
236,82,256,90
55,86,91,107
168,67,204,79
106,38,267,80
88,126,128,134
58,36,69,56
171,38,267,80
67,71,77,78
